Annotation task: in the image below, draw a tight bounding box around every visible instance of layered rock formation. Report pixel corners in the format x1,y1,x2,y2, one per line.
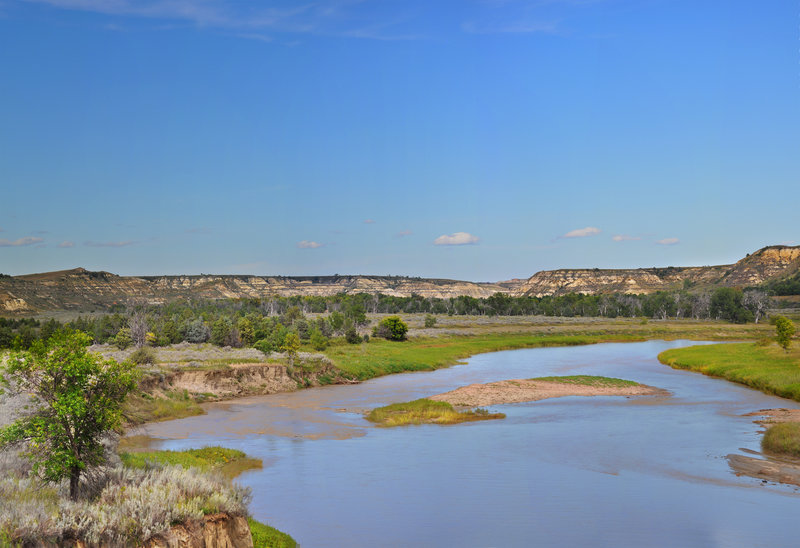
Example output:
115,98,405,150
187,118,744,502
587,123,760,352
1,245,798,314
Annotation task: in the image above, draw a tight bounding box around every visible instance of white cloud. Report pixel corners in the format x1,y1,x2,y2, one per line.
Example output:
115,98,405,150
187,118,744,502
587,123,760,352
363,219,376,224
395,230,413,238
612,234,641,242
656,238,680,246
561,227,601,239
297,240,323,249
58,241,75,248
0,236,44,247
434,232,480,246
85,240,137,248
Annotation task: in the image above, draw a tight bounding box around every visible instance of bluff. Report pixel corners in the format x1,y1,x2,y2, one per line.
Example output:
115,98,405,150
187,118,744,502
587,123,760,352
513,245,800,297
1,245,798,314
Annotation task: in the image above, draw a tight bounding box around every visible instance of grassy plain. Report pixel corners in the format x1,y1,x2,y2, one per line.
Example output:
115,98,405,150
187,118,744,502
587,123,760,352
658,342,800,401
366,398,504,426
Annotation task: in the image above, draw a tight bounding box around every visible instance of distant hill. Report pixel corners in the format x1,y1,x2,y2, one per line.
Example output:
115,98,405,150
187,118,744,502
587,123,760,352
1,245,798,315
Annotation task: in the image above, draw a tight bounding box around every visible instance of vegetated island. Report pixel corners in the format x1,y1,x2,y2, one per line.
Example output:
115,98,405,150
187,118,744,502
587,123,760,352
366,376,664,427
430,375,666,407
727,411,800,488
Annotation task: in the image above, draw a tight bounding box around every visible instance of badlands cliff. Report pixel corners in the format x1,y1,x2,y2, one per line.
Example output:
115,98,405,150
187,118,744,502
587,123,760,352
1,245,798,314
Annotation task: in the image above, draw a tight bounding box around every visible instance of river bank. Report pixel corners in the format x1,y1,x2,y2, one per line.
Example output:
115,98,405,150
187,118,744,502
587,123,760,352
115,317,773,424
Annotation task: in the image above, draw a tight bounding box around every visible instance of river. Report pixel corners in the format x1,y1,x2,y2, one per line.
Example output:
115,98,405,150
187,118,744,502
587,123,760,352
137,340,800,547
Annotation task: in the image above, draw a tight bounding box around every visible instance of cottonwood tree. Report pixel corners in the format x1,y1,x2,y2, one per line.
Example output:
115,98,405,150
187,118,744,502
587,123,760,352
0,330,138,500
775,316,796,351
742,290,769,324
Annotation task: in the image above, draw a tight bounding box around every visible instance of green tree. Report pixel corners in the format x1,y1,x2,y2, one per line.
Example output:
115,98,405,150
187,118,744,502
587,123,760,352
373,316,409,341
237,317,256,346
0,330,138,500
114,327,132,350
281,332,301,366
775,316,796,351
309,328,329,351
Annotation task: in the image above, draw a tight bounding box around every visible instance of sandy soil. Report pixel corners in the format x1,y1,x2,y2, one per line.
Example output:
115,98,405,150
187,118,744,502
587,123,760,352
742,408,800,426
430,379,666,407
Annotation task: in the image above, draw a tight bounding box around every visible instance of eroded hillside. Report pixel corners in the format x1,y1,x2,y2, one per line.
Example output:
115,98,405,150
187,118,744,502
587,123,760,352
1,245,798,314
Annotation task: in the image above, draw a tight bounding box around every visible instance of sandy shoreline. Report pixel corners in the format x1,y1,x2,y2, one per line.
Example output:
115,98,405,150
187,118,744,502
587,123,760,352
430,378,666,407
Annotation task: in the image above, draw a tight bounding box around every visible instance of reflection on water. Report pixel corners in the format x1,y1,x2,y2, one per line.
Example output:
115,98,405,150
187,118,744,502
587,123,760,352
137,341,800,547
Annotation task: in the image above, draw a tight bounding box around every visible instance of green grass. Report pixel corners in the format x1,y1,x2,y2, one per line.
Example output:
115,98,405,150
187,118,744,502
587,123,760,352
326,333,642,381
119,446,262,480
762,423,800,458
366,398,505,427
659,342,800,401
530,375,640,387
249,518,298,548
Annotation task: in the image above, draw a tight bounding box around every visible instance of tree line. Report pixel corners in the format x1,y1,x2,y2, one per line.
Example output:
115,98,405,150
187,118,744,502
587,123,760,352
0,287,774,351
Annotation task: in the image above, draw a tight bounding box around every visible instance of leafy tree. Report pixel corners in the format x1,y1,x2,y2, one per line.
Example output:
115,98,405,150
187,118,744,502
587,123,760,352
0,330,138,500
211,317,233,347
281,332,301,365
183,318,210,343
237,317,255,346
373,316,409,341
775,316,796,351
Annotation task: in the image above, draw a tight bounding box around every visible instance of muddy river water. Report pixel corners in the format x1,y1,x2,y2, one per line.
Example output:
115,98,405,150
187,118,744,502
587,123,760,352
138,341,800,547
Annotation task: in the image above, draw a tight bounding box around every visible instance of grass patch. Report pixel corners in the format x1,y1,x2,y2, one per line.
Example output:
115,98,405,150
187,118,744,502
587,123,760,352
366,398,505,427
249,518,298,548
762,423,800,458
124,389,205,425
530,375,640,387
659,343,800,401
120,446,262,480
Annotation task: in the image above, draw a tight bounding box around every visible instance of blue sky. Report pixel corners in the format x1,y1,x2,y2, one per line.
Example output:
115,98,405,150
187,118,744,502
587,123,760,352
0,0,798,280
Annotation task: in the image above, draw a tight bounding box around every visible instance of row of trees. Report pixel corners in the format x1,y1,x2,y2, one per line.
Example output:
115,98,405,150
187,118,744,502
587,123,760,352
0,288,776,351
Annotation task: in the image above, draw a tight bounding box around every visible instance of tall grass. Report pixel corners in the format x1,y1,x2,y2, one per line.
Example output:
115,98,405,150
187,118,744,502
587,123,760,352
762,423,800,458
124,389,204,424
366,398,504,427
659,343,800,401
120,446,261,480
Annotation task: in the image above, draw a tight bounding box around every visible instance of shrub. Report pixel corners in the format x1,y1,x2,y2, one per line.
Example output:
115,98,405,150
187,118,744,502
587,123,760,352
344,328,362,344
130,346,156,365
0,465,250,546
424,314,437,328
253,338,273,356
309,329,329,351
372,316,409,341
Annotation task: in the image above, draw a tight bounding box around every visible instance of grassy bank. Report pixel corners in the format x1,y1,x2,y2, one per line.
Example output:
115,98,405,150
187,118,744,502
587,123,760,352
658,343,800,401
124,389,205,425
120,446,262,480
366,398,505,426
762,423,800,458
